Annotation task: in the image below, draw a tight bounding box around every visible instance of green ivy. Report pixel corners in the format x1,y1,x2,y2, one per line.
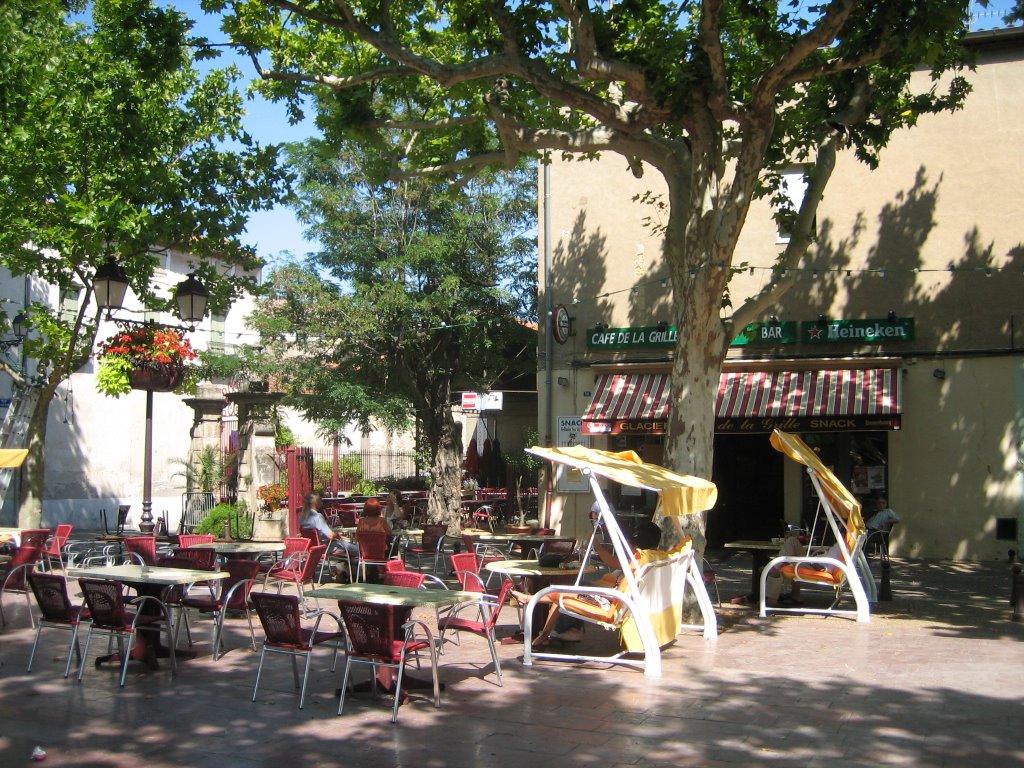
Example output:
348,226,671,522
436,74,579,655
195,502,252,538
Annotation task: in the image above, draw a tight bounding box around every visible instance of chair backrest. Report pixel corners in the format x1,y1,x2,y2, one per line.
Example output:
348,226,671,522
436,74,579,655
450,552,479,574
27,571,78,622
19,529,51,550
336,508,359,527
356,531,389,561
250,591,306,647
223,560,261,610
385,559,407,574
420,524,447,550
178,534,214,548
79,577,131,629
384,570,426,589
338,600,399,660
124,536,158,566
298,545,327,581
299,527,322,546
3,546,42,590
171,546,218,571
46,524,73,556
540,537,577,557
283,536,311,559
484,580,514,632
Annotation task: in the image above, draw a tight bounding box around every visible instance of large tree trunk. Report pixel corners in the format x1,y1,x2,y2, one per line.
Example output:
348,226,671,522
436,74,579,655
661,165,729,554
423,391,464,536
18,383,57,528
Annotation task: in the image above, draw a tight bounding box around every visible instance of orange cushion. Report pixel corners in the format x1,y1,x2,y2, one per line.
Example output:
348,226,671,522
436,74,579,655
778,564,843,584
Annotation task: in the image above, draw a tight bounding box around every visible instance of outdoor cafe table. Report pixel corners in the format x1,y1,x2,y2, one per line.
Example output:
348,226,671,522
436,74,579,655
723,539,782,602
66,563,229,665
464,532,551,557
306,581,481,608
190,540,286,560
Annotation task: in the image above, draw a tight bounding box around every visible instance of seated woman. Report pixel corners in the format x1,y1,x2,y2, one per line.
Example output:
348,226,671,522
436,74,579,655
512,521,664,648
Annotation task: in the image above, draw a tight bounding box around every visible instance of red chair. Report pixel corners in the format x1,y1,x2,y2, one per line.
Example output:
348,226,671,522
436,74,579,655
177,534,214,548
383,570,426,589
299,527,322,546
450,552,487,593
250,591,344,709
171,546,218,571
178,560,261,660
356,531,390,582
472,504,495,531
123,536,158,566
385,559,408,575
26,571,90,677
436,579,514,686
77,577,177,687
20,529,51,550
43,524,73,571
0,545,42,630
336,600,440,722
404,524,448,573
260,535,310,574
266,544,326,600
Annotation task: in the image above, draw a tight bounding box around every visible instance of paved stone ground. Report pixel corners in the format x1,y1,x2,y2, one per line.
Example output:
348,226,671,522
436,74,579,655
0,554,1021,767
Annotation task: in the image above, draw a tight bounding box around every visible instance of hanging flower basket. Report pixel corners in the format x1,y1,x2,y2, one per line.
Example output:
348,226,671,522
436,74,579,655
95,325,198,398
128,363,188,392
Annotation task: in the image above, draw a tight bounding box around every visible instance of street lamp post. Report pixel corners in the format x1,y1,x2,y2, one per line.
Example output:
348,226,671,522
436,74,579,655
93,259,209,534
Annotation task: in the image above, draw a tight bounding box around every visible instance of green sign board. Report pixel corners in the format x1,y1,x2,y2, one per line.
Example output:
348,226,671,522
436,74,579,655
801,318,914,344
730,321,798,346
587,325,678,350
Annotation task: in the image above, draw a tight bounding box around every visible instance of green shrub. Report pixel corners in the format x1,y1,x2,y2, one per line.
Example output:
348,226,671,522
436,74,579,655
196,502,253,538
313,456,363,491
352,479,380,496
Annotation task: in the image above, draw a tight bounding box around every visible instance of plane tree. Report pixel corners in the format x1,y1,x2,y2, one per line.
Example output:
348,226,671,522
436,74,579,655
209,0,976,544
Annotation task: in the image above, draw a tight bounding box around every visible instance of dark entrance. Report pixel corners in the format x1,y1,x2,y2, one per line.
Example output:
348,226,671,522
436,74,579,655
708,434,784,546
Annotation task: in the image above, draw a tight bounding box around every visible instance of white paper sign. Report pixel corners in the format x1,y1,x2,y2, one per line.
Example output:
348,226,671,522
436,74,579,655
555,416,590,492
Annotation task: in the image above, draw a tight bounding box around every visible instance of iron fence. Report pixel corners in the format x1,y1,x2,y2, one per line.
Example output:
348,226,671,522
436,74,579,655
276,447,422,496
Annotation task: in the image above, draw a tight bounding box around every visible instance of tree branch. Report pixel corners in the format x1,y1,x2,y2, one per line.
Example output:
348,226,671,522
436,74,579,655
697,0,738,122
257,65,419,88
553,0,653,106
733,75,874,329
751,0,857,111
782,41,901,87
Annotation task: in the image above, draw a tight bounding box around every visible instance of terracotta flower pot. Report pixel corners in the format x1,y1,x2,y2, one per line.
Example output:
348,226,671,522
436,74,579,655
129,364,187,392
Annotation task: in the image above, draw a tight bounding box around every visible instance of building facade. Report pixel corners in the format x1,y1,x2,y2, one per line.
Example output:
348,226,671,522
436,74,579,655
538,29,1024,560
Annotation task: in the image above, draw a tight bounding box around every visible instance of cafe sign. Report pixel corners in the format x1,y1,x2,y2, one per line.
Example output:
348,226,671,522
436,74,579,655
730,321,798,346
587,325,678,350
802,318,914,344
716,415,902,433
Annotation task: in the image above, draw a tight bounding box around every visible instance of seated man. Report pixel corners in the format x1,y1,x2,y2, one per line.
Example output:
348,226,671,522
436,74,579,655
866,495,899,532
512,521,664,648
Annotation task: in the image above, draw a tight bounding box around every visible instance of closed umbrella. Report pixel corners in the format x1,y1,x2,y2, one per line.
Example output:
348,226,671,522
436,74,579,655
464,437,479,481
479,438,492,487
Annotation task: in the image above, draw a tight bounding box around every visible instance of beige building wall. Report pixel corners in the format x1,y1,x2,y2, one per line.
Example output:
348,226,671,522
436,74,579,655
539,32,1024,560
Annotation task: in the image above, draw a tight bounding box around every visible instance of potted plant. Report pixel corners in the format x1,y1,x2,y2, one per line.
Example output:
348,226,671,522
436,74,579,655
95,325,198,397
256,482,289,517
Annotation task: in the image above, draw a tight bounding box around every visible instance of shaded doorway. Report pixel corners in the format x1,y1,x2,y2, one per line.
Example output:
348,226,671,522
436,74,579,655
708,434,784,546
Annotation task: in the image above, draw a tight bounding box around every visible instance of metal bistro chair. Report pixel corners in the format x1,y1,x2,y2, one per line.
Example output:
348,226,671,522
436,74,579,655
404,524,448,574
250,591,344,709
265,544,326,601
435,579,513,687
0,546,43,630
336,600,440,723
26,571,90,677
42,525,73,571
355,531,390,583
123,536,158,566
77,577,177,688
177,534,215,549
177,560,261,661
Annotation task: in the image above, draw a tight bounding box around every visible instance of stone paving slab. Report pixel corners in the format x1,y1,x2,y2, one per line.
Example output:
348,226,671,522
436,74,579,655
0,557,1022,767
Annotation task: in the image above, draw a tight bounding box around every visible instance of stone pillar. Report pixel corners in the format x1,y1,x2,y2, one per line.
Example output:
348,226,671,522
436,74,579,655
226,392,284,540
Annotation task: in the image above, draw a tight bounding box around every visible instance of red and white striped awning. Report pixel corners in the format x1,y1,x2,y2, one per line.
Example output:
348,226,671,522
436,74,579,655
581,368,902,434
717,368,902,418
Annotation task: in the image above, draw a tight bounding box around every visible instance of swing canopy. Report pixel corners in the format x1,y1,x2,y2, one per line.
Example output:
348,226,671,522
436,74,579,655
526,444,718,517
0,449,28,469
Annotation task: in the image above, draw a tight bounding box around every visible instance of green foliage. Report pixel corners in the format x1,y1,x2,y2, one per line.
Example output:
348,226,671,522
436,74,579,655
195,502,253,538
173,447,234,494
313,457,363,490
0,0,289,515
352,479,381,496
